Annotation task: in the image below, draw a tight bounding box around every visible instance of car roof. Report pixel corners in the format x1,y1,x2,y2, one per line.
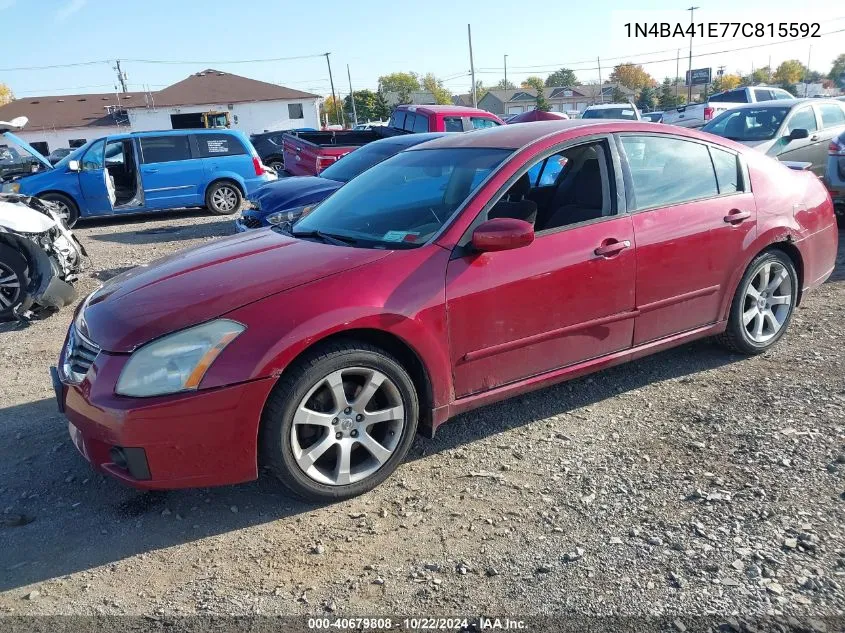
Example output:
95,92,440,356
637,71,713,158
396,104,495,116
584,103,636,110
727,98,840,110
370,132,447,147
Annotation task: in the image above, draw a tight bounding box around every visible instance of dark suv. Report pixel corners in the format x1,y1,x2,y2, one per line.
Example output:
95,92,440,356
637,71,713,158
250,128,315,173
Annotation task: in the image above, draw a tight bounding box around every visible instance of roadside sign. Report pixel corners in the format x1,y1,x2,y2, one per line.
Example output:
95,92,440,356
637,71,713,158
685,68,712,86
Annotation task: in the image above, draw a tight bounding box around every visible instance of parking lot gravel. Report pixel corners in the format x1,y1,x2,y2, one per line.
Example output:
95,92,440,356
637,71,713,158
0,211,843,623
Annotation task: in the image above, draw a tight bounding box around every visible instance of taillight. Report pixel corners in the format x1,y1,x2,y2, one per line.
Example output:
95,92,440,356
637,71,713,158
829,138,845,156
252,156,264,176
704,106,714,121
316,156,336,173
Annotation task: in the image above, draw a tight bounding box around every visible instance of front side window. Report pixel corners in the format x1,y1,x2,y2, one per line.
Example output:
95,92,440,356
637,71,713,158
105,140,125,166
471,117,499,129
288,103,304,119
81,139,105,171
710,147,741,195
702,106,790,141
754,89,774,102
140,136,192,163
292,148,512,247
444,117,463,132
195,133,246,158
785,107,818,134
526,153,568,187
818,104,845,129
621,136,718,210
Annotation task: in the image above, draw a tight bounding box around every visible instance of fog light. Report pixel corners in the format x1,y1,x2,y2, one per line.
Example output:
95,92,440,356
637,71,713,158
110,446,128,470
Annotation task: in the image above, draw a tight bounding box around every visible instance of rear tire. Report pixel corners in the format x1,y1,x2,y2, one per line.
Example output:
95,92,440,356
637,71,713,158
259,341,419,501
205,181,242,215
0,244,31,321
716,249,798,355
266,156,285,173
39,192,79,228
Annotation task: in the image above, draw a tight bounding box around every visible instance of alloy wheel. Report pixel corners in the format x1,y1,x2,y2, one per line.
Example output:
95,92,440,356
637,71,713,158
269,160,284,172
0,262,21,310
290,367,405,486
742,260,793,344
212,186,238,212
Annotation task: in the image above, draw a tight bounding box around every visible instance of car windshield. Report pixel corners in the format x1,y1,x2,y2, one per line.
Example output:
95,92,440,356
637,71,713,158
292,147,512,248
583,107,637,120
702,106,790,141
53,140,95,167
318,142,408,183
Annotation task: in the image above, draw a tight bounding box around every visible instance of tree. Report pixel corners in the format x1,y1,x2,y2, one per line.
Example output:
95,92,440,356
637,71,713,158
534,83,551,112
829,53,845,85
609,63,655,90
521,76,544,91
320,96,344,126
774,60,806,85
721,74,742,90
373,91,391,120
805,70,823,83
636,86,656,112
545,68,577,87
0,83,12,106
494,78,516,90
611,86,627,103
474,80,488,102
658,78,681,109
343,89,379,123
421,73,452,105
377,72,420,94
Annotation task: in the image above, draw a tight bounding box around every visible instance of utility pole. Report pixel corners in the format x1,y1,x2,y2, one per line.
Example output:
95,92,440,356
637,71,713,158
597,57,603,103
675,49,680,99
346,64,358,126
768,55,772,82
504,54,508,87
805,46,812,96
114,60,128,93
468,24,477,107
324,53,340,127
687,6,699,103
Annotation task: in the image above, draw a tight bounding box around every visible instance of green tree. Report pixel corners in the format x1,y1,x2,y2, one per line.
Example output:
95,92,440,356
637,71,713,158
422,73,453,105
774,60,806,85
373,91,391,120
829,53,845,84
544,68,577,87
534,83,551,111
343,89,379,123
378,72,421,94
636,86,656,112
781,83,799,96
474,80,488,102
805,70,823,83
495,78,516,90
658,78,680,109
521,76,545,91
611,86,626,103
0,83,12,106
609,63,655,90
320,95,344,126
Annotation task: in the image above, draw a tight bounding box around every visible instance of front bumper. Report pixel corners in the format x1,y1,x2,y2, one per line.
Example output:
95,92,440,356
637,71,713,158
52,348,276,490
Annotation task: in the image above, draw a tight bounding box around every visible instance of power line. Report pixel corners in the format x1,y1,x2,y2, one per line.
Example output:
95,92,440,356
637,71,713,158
0,53,326,73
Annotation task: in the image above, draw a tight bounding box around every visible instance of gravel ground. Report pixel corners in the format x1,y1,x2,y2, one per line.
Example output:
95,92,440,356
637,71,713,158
0,211,843,623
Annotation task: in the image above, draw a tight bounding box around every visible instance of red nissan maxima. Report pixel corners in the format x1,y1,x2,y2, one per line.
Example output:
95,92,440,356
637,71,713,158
52,120,838,501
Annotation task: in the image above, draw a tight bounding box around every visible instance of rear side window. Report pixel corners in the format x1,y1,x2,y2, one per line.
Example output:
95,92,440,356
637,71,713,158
621,135,718,210
390,110,406,129
818,104,845,128
444,117,463,132
471,117,499,129
140,136,191,163
195,133,247,157
754,89,774,102
711,89,747,103
709,147,741,195
403,112,417,131
413,113,429,132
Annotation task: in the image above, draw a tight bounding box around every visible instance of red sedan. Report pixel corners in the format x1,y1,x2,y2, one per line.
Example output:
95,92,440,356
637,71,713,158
53,120,839,501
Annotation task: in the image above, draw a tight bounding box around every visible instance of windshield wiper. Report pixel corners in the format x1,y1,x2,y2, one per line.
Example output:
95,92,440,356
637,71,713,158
291,229,357,246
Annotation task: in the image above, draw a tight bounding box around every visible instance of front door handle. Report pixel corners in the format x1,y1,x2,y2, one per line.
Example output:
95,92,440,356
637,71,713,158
810,134,819,141
143,168,159,173
724,209,751,224
594,239,631,257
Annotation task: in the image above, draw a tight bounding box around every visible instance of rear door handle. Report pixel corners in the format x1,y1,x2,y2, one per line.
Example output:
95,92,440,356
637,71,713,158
724,209,751,224
594,239,631,257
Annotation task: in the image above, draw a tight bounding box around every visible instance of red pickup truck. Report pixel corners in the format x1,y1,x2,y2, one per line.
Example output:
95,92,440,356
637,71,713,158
282,105,503,176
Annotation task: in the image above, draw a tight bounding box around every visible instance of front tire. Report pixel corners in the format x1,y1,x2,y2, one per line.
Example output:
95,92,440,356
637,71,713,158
205,181,242,215
39,192,79,228
260,341,419,501
717,249,798,355
0,244,31,321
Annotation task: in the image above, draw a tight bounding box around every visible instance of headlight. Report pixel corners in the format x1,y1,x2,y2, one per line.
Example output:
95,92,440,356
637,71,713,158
2,183,20,193
266,205,311,225
116,319,245,397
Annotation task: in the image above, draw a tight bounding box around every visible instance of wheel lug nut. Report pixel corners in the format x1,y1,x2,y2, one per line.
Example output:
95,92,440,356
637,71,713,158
335,432,342,440
344,407,352,414
355,414,364,421
332,418,338,425
350,430,358,438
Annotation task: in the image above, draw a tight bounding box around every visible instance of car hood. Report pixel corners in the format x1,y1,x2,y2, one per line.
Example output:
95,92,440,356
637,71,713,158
251,176,343,215
80,230,390,352
1,130,52,170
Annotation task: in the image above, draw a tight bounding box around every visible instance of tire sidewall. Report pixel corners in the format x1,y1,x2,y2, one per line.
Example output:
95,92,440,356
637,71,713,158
730,250,798,352
206,181,242,215
0,244,31,320
40,193,79,228
264,348,419,500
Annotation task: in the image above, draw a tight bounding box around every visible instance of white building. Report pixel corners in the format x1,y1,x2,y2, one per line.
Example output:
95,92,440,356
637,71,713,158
0,69,320,156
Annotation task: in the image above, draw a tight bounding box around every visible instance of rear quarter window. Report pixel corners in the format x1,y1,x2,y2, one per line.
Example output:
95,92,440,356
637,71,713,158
444,117,463,132
195,133,247,158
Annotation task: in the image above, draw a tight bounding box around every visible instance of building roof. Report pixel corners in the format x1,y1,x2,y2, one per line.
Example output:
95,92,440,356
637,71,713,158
139,69,318,108
0,92,144,132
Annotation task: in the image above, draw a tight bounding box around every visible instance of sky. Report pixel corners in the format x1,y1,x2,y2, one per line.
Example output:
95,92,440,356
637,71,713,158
1,0,843,100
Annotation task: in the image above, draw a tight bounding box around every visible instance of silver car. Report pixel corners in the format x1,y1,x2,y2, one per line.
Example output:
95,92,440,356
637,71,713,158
701,98,845,177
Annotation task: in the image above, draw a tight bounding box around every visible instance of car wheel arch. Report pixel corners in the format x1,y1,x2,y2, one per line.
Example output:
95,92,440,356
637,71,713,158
205,177,245,199
35,189,80,209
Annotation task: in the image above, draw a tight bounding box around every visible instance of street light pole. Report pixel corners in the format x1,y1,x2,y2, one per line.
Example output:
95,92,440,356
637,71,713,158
468,24,477,108
324,52,340,127
687,6,699,103
504,54,508,87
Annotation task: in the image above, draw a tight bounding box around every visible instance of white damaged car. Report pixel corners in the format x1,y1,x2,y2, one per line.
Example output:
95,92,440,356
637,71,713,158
0,192,86,320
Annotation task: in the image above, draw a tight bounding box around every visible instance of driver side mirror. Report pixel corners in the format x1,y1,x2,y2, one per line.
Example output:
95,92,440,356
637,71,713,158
471,218,534,252
67,160,80,172
786,128,809,141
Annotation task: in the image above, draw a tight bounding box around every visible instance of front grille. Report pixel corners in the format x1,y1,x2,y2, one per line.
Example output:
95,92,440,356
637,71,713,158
62,327,100,383
241,215,263,229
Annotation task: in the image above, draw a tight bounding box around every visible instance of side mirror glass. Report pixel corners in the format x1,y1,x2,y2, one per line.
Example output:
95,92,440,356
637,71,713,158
471,218,534,253
67,160,80,172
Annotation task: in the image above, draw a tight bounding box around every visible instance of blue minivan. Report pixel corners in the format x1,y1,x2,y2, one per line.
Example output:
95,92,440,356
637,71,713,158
2,129,274,226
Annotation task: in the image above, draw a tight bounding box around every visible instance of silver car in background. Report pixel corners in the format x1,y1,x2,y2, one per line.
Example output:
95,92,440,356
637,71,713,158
701,98,845,177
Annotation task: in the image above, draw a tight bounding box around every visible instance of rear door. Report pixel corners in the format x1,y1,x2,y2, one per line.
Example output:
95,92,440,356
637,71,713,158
193,132,251,181
138,135,204,209
619,133,756,345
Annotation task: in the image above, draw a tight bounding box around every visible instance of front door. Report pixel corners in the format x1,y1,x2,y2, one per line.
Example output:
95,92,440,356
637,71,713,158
776,104,824,173
138,135,204,209
77,139,114,215
446,138,636,397
619,134,757,345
